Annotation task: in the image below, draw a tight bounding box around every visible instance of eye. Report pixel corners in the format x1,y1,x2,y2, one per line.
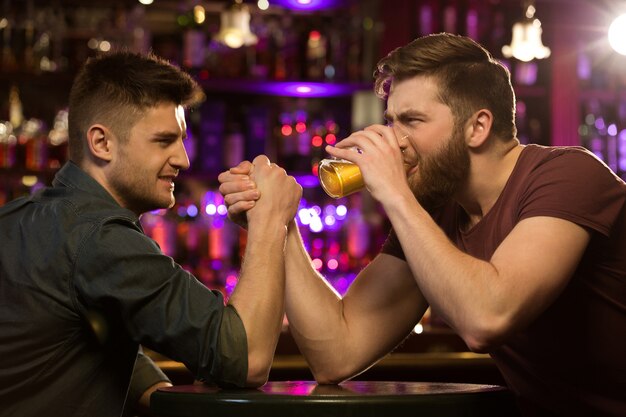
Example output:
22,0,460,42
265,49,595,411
155,137,176,147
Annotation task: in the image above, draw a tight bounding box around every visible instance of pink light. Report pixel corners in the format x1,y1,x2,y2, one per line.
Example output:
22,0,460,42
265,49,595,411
309,30,321,41
312,135,323,147
298,0,312,4
327,259,338,270
325,133,337,144
296,86,312,94
281,125,293,136
312,258,323,270
295,121,307,133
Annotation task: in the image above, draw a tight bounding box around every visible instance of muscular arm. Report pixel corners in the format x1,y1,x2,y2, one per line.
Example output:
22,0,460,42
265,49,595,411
387,198,590,352
283,222,427,383
226,156,301,386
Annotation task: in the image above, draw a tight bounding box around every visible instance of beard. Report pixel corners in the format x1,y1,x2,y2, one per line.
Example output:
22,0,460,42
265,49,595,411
408,126,470,213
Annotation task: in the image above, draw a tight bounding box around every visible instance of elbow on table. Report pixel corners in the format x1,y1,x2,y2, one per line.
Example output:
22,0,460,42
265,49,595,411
244,355,271,388
459,316,512,353
311,370,346,385
309,360,359,385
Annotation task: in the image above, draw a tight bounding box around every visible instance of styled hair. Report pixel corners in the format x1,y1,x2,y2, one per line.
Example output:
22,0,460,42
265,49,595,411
68,51,204,163
374,33,517,140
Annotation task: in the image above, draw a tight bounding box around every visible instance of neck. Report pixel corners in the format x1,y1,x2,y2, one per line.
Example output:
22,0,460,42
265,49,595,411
456,139,523,229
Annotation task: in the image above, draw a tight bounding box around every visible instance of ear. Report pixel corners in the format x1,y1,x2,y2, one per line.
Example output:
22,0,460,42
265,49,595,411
86,124,114,162
466,109,493,149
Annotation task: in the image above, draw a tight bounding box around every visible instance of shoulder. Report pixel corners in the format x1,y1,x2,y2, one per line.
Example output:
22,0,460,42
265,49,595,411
514,145,626,236
520,144,611,173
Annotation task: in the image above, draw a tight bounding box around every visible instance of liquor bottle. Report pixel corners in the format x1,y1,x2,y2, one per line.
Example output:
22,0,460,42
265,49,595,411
442,0,459,34
345,194,370,259
223,121,245,168
198,101,225,176
0,121,16,169
47,109,69,170
617,100,626,178
417,1,439,36
305,29,327,80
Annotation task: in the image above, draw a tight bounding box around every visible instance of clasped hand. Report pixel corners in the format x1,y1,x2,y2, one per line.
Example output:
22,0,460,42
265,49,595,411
218,155,301,229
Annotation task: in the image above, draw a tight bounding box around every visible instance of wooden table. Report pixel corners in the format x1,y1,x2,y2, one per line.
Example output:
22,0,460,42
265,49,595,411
151,380,520,417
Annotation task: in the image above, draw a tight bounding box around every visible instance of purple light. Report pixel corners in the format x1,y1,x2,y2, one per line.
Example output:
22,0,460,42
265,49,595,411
199,79,368,97
595,117,606,131
187,204,199,217
294,174,320,188
272,0,346,11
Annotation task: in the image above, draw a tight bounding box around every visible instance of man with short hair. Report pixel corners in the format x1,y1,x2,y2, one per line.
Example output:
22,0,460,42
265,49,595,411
0,51,302,417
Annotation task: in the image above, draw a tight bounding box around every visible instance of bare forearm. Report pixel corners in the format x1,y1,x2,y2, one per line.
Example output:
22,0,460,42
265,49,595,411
228,221,287,385
383,194,503,344
284,221,357,380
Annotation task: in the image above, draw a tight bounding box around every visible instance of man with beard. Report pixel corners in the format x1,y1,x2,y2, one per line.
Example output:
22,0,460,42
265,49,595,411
218,33,626,417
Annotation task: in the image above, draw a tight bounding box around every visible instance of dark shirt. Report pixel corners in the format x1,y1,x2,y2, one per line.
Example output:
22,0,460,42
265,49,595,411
382,145,626,417
0,162,247,417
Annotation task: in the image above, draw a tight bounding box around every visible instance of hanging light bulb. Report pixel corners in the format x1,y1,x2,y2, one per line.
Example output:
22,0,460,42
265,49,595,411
502,3,551,62
215,1,258,49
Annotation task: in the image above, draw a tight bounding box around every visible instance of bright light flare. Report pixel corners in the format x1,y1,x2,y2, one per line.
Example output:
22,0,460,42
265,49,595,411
608,14,626,56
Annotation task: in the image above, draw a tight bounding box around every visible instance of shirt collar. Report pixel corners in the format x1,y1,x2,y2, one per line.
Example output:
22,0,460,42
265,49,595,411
52,161,138,220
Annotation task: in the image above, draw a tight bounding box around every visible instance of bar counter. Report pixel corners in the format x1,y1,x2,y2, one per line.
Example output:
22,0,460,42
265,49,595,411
151,380,520,417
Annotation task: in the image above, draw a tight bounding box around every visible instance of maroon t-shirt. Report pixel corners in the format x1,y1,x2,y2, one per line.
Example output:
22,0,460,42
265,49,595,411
382,144,626,416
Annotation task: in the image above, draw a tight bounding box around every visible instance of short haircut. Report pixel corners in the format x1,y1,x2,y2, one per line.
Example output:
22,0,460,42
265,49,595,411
374,33,517,140
68,51,205,163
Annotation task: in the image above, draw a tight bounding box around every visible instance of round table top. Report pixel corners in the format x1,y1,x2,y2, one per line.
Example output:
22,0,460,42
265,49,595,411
151,380,520,417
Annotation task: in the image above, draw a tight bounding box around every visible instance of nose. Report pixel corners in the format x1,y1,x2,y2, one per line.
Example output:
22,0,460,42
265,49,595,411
393,128,410,153
171,138,191,171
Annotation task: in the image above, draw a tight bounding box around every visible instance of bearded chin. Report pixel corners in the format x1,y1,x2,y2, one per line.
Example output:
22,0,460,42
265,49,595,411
408,133,470,214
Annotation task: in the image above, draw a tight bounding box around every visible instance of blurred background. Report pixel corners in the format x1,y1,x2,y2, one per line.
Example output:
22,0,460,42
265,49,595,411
2,0,626,382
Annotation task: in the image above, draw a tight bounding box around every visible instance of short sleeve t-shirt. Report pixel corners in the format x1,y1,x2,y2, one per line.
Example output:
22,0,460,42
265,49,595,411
382,144,626,416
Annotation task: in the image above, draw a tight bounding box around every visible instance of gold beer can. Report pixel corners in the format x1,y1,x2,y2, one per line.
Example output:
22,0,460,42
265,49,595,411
318,159,365,198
